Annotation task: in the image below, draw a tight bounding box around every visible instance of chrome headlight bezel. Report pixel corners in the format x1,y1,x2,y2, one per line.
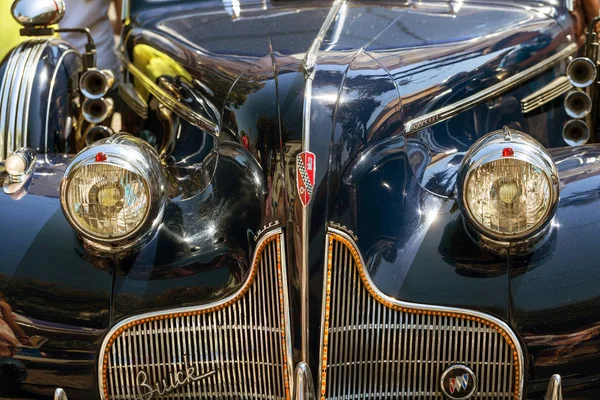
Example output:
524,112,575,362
60,134,166,252
457,127,560,243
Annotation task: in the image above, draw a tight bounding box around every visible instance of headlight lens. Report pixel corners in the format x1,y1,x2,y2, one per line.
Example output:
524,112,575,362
465,158,552,237
61,134,166,251
65,163,149,239
459,128,559,241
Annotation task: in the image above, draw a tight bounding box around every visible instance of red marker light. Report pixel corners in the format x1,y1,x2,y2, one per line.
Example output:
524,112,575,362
95,152,107,162
502,147,514,157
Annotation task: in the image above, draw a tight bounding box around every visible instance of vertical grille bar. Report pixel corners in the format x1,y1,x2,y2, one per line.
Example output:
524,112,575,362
321,230,524,400
100,230,291,400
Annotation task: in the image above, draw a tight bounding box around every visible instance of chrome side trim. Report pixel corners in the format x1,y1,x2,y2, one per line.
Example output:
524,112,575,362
544,375,563,400
0,40,48,161
0,42,23,160
45,49,77,152
21,40,47,149
405,42,578,134
521,76,573,114
120,55,219,137
118,82,148,119
320,227,525,400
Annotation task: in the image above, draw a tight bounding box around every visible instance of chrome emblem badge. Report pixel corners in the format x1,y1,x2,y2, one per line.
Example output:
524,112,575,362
296,151,316,207
440,365,476,400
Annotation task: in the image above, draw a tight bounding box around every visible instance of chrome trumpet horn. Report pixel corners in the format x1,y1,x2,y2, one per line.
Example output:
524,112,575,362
80,69,115,99
82,97,114,124
564,90,592,118
563,119,590,146
567,57,597,88
83,125,113,146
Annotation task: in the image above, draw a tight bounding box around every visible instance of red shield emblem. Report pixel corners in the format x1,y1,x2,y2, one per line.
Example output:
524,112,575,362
296,151,316,207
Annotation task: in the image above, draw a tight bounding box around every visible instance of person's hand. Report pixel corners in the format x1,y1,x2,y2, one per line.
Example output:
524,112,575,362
571,0,600,39
18,336,30,346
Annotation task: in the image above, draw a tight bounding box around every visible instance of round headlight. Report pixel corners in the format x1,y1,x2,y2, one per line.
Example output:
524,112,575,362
61,134,166,251
458,127,559,242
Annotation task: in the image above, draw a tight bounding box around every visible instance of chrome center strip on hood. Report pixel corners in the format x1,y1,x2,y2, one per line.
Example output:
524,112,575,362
302,0,345,74
404,42,578,135
298,0,346,364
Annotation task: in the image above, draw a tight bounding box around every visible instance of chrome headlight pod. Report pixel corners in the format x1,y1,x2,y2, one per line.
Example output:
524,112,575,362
60,134,166,252
457,127,559,244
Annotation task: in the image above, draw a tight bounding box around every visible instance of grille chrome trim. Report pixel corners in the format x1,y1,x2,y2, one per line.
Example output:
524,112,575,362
319,227,524,400
98,227,292,400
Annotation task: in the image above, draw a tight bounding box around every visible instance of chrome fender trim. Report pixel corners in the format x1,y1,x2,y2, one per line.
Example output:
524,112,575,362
404,42,578,134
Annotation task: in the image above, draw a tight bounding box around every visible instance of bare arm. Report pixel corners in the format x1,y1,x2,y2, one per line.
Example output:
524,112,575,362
572,0,600,38
0,301,29,344
112,0,123,34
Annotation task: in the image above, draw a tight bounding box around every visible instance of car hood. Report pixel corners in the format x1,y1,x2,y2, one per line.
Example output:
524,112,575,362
127,0,568,117
121,0,571,353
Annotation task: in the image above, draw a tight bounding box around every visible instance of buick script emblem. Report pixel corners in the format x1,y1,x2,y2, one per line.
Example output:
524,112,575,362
440,365,476,400
135,367,216,400
296,151,316,207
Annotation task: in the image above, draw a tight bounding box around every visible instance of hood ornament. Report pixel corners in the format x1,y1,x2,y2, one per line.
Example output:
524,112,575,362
296,151,316,207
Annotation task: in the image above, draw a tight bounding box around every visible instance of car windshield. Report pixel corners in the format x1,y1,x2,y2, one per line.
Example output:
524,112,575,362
131,0,559,15
131,0,334,14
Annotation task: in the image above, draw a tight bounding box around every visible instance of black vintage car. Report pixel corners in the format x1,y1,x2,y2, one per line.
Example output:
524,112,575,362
1,0,600,398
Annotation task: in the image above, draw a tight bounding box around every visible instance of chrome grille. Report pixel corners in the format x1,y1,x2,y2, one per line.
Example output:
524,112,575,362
320,230,523,400
99,231,292,400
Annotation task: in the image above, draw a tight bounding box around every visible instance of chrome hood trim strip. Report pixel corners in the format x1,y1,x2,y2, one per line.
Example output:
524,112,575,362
298,0,347,363
302,0,345,74
521,76,573,114
404,42,578,134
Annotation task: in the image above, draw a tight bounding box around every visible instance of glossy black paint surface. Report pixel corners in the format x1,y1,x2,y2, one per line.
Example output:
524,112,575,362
0,157,111,399
112,142,265,320
3,0,600,398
